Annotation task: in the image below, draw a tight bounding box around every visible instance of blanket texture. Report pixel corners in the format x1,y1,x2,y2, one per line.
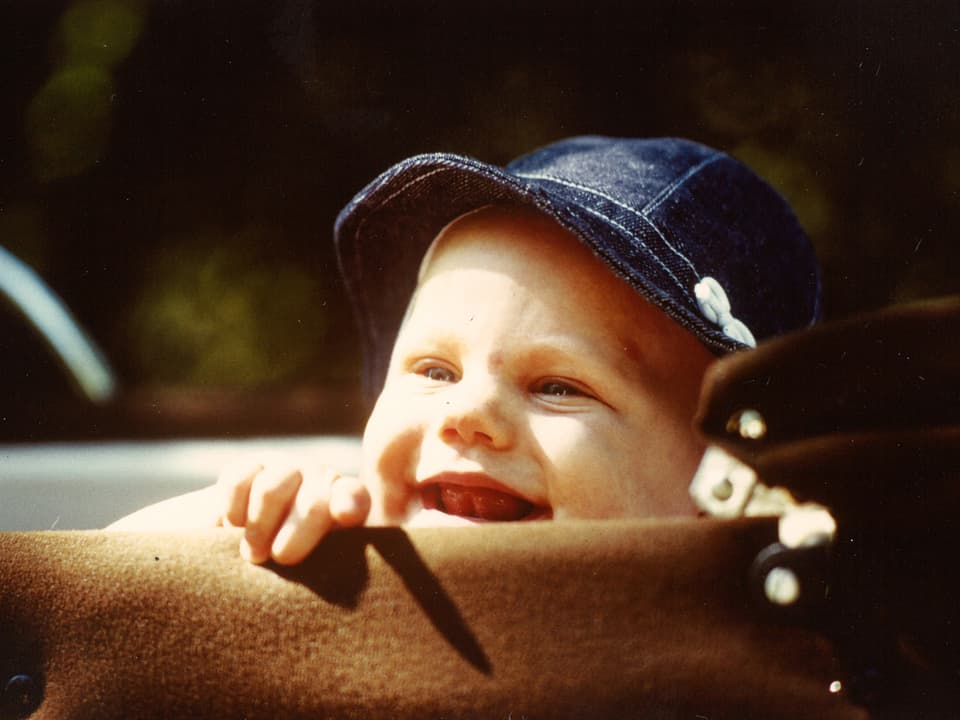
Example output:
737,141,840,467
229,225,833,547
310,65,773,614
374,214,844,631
0,519,863,719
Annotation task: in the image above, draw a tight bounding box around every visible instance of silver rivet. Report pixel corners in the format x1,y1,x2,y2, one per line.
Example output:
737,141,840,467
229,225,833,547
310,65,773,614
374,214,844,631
763,566,801,606
711,478,734,501
2,674,43,716
829,680,843,694
728,408,767,440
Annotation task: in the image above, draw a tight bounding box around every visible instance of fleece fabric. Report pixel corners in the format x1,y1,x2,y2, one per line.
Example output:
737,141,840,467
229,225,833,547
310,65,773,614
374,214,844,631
0,519,863,719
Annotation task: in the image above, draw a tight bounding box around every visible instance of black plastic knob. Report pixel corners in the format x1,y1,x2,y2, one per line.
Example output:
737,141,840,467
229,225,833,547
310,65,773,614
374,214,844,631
1,674,43,719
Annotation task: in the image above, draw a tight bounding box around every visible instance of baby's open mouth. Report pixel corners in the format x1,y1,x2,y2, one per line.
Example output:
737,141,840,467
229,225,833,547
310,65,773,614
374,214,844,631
421,482,546,522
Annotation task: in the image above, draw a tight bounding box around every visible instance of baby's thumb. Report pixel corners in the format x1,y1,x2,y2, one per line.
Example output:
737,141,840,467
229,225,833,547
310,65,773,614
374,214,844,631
328,476,371,527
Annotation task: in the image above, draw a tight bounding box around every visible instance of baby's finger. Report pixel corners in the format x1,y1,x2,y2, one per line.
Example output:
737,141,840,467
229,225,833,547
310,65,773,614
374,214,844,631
269,470,339,565
328,475,371,527
216,462,264,527
241,465,303,564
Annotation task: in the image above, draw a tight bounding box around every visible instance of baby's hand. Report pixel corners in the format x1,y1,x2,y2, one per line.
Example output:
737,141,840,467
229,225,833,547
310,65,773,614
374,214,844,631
217,459,371,565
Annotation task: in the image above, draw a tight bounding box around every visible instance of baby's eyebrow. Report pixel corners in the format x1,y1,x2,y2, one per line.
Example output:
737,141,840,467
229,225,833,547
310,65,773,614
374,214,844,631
391,329,460,364
520,338,628,377
537,332,653,387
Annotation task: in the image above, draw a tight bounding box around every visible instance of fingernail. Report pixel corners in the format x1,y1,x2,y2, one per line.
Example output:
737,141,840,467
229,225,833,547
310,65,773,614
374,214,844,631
329,492,359,520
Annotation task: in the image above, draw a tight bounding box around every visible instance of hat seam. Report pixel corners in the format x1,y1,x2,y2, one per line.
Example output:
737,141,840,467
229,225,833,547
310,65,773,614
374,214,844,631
333,139,814,397
351,165,461,354
352,161,703,338
572,204,696,305
513,170,700,281
643,153,723,216
361,164,456,216
345,159,537,392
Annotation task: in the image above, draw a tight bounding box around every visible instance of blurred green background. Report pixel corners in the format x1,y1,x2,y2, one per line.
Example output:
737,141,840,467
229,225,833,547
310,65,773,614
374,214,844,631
1,0,958,422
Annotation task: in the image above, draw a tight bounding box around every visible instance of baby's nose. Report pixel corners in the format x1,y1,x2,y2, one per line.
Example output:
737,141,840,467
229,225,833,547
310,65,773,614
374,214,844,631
438,378,513,449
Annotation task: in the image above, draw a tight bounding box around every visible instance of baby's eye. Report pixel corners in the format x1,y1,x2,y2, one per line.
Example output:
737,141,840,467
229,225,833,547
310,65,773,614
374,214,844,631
424,366,457,383
533,379,593,400
538,381,580,397
411,360,459,384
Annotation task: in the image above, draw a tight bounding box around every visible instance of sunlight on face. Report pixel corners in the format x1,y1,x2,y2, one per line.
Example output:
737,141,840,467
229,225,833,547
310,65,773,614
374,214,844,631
361,206,714,526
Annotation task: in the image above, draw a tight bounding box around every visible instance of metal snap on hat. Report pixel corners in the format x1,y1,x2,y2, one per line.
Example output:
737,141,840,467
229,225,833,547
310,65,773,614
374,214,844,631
335,136,821,396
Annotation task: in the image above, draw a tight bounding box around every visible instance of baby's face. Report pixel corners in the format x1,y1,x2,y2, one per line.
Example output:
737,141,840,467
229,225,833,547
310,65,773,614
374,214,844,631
361,206,713,526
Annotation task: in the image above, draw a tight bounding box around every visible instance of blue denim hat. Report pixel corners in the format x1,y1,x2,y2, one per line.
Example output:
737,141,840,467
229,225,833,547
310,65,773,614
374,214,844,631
335,136,820,395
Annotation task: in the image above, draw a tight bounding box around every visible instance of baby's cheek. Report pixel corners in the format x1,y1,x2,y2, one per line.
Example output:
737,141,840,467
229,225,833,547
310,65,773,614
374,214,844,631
361,406,424,522
527,415,621,515
611,428,701,518
530,413,691,519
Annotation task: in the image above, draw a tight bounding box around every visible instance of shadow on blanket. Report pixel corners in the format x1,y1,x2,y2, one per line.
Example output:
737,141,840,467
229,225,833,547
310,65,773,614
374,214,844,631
277,527,491,674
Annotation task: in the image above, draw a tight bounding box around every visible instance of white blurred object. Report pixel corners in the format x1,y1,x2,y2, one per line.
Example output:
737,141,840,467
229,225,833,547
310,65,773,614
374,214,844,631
0,245,116,402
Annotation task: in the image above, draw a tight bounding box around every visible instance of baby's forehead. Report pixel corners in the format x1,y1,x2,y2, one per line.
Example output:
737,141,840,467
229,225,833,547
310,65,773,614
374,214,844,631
408,222,699,372
413,206,659,324
417,205,625,293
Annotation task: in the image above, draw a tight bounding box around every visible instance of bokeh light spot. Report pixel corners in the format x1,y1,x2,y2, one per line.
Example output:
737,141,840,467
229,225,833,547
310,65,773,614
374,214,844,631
131,230,330,387
26,65,114,181
60,0,146,69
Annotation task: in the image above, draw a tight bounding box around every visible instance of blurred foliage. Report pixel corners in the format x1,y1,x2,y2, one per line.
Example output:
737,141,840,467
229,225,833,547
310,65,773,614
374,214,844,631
2,0,959,395
26,0,146,181
130,228,331,387
27,64,114,181
60,0,146,69
730,142,832,240
682,52,817,137
672,49,836,238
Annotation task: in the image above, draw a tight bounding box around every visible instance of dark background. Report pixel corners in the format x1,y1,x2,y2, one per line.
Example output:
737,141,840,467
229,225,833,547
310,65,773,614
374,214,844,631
2,0,958,436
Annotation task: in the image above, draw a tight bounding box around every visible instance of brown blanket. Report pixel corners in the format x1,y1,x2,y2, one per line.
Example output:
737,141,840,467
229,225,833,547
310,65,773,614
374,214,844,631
0,519,864,719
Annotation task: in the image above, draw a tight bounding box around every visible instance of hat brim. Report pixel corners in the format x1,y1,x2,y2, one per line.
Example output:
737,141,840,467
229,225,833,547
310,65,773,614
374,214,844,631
334,152,743,400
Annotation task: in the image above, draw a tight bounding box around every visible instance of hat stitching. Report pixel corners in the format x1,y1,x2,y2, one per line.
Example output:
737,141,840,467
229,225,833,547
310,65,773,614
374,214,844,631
642,153,723,216
514,170,699,278
350,165,462,345
562,207,722,348
575,203,694,304
364,164,457,216
343,157,545,362
354,160,699,314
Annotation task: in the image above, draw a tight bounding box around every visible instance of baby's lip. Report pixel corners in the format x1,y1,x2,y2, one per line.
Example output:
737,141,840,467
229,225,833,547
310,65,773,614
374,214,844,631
418,473,550,522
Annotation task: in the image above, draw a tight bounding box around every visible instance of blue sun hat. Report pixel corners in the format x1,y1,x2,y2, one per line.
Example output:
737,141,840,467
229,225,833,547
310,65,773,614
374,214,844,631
335,136,821,396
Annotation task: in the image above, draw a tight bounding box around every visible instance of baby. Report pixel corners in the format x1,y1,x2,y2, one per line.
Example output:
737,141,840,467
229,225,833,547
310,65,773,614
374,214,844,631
111,136,820,565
